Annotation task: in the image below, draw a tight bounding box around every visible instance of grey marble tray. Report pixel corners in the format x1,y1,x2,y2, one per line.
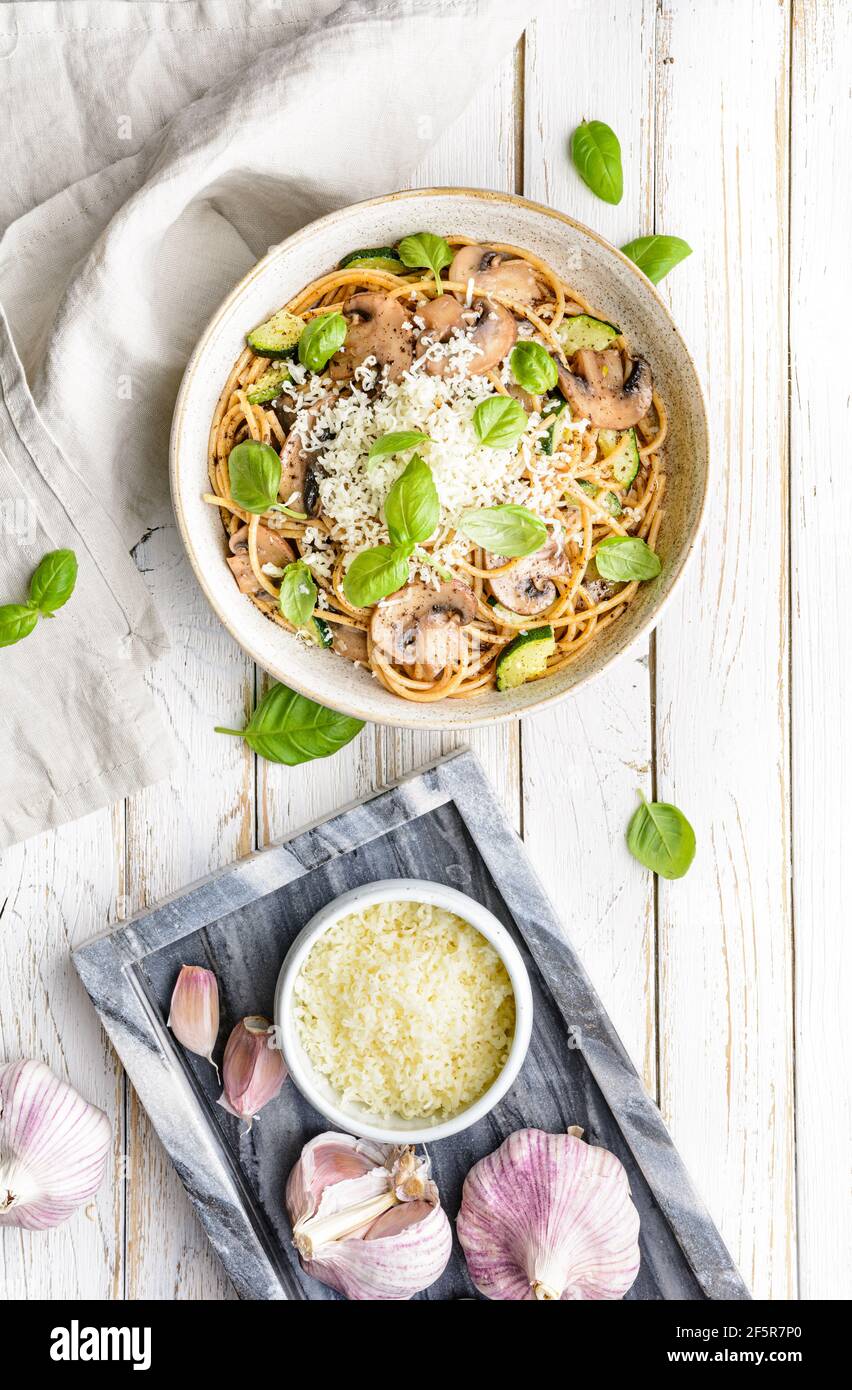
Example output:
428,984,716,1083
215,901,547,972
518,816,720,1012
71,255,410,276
73,750,749,1301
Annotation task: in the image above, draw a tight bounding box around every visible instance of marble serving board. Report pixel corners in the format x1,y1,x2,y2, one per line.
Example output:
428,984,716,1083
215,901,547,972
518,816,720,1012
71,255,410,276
73,750,749,1301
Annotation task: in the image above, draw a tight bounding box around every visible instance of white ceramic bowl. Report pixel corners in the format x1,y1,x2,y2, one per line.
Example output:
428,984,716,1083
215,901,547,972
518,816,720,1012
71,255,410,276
171,187,709,729
273,878,533,1144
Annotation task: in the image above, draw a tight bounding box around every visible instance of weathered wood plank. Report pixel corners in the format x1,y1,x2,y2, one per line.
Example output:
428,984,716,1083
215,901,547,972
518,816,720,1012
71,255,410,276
654,0,795,1298
790,0,852,1301
521,0,658,1091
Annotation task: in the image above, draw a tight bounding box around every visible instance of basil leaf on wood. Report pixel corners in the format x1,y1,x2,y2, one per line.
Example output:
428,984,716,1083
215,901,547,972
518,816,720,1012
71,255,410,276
472,395,528,449
456,505,547,558
384,454,439,547
28,549,78,614
510,342,558,395
278,559,317,628
595,535,661,582
228,440,282,514
571,120,623,205
343,545,411,608
298,311,347,372
620,234,692,284
367,430,433,462
397,232,454,295
215,682,364,766
627,795,696,879
0,604,39,648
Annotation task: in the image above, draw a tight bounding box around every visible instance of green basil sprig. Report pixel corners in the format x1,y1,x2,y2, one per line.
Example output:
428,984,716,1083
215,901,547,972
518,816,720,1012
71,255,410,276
510,342,558,395
278,559,318,628
595,535,661,582
367,430,433,463
298,311,347,372
0,548,78,648
397,232,454,295
626,794,696,879
344,454,441,607
571,120,623,205
620,235,692,285
472,396,528,449
215,682,364,766
456,505,547,558
228,440,281,513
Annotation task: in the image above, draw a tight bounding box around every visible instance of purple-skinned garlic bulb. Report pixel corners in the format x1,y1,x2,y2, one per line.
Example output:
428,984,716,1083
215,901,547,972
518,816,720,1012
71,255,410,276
168,965,220,1076
0,1059,111,1231
457,1126,641,1300
286,1132,452,1300
218,1016,287,1126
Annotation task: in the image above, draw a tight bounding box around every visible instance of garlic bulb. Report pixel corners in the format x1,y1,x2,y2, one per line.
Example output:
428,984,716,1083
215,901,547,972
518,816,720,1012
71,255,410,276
217,1016,287,1126
0,1059,111,1231
457,1127,641,1300
286,1132,452,1300
168,964,219,1075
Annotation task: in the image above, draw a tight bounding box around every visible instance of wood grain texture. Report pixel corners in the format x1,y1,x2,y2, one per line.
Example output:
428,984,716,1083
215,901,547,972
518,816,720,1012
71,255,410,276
521,0,658,1091
789,0,852,1301
653,0,795,1299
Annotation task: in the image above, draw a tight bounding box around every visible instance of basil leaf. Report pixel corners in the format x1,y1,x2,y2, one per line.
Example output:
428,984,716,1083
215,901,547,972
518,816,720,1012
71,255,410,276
456,505,547,558
228,440,282,514
384,454,439,547
595,535,661,582
215,682,364,766
0,603,39,648
620,234,692,285
472,395,528,449
367,430,433,462
298,311,347,372
510,342,558,395
278,559,317,628
627,796,696,880
397,232,454,295
571,120,623,205
28,548,78,614
343,545,411,608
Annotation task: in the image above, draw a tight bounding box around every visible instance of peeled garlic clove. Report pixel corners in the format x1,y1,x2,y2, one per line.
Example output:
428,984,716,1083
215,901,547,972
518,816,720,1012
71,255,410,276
0,1059,111,1231
457,1127,641,1301
286,1134,452,1300
217,1016,287,1126
168,965,220,1075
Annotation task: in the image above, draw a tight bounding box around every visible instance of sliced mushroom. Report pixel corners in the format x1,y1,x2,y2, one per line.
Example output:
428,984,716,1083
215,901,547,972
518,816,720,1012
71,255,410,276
370,579,477,680
415,296,466,376
278,395,335,516
464,297,517,374
449,244,542,307
556,347,653,429
486,534,569,616
227,523,295,596
328,293,414,383
331,624,369,664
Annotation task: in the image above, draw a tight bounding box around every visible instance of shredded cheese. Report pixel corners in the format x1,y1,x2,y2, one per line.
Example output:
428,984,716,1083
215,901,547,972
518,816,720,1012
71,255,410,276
293,900,516,1122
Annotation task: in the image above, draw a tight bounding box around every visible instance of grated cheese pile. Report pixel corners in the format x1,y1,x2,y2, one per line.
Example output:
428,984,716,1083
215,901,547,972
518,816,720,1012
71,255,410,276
293,899,516,1122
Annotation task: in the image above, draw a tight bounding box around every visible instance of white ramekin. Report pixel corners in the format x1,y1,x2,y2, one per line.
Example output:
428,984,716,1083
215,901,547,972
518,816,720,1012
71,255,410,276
274,878,533,1145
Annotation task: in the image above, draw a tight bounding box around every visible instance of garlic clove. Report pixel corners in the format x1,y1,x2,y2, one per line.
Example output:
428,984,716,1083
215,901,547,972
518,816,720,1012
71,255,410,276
364,1198,434,1239
286,1132,388,1228
0,1059,111,1231
168,965,220,1076
457,1127,641,1301
217,1016,287,1127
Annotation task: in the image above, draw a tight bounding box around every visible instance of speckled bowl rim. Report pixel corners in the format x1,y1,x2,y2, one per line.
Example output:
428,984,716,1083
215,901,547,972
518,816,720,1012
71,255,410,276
170,187,709,730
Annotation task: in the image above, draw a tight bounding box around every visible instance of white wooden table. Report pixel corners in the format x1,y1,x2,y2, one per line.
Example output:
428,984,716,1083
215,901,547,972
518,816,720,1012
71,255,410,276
1,0,849,1301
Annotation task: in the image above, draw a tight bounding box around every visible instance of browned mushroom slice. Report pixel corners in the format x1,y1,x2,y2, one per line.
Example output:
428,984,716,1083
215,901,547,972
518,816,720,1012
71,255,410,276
278,430,321,516
556,347,653,429
449,244,542,307
463,297,517,374
415,296,466,376
328,293,414,383
227,523,295,595
331,624,369,664
227,551,265,597
370,579,477,680
486,534,569,616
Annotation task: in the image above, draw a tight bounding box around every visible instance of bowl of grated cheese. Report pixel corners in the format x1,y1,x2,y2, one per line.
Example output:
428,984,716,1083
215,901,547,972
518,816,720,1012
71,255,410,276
274,879,534,1144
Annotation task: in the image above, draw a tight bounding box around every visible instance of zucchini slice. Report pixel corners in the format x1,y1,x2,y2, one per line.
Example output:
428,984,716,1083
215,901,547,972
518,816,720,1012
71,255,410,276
577,478,622,517
247,308,305,358
598,426,640,487
557,313,620,355
246,364,290,405
339,247,404,274
540,394,570,455
306,616,333,648
496,626,556,691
